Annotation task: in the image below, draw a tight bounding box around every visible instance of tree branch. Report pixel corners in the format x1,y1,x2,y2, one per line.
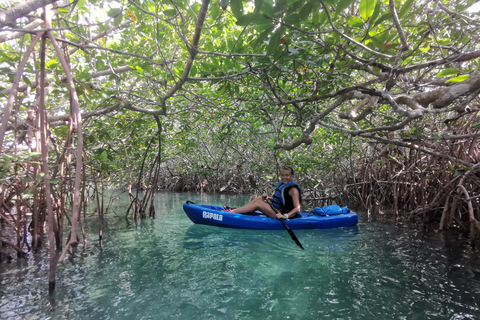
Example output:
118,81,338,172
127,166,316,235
319,0,393,59
0,0,59,28
0,31,44,152
160,0,211,114
0,19,43,43
396,50,480,75
389,0,409,51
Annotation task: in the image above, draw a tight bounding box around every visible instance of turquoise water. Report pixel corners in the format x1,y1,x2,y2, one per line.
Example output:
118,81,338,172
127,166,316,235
1,192,479,319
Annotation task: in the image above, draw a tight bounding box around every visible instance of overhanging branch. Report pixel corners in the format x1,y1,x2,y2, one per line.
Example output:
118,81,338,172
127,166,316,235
0,0,59,28
160,0,211,114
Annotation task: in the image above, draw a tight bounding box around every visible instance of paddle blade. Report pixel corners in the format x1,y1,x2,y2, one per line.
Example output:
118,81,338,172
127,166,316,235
290,231,305,250
281,220,305,250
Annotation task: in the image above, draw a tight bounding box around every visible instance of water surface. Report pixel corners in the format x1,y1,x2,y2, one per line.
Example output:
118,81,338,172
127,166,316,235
1,192,479,319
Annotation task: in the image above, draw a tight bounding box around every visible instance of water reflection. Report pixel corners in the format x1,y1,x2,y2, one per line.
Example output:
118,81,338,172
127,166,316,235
1,192,479,320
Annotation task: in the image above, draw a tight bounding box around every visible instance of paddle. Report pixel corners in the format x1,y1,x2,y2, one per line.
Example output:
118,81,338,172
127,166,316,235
248,175,305,250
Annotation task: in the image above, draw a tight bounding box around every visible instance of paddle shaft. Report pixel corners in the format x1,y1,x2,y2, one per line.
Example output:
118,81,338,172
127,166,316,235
251,183,305,250
265,197,304,250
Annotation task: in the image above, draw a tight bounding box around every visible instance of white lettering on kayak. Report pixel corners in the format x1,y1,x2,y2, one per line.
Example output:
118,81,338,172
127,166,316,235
202,211,223,221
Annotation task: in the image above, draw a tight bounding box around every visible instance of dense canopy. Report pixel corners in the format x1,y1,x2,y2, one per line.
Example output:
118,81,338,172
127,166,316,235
2,0,479,160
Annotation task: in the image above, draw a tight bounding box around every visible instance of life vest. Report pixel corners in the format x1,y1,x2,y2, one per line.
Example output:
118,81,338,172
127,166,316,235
271,181,302,211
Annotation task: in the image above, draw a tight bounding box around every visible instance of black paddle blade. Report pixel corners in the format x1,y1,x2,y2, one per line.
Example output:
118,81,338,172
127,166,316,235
281,220,305,250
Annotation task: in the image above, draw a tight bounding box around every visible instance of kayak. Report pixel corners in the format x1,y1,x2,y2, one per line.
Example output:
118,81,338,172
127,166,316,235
183,201,358,230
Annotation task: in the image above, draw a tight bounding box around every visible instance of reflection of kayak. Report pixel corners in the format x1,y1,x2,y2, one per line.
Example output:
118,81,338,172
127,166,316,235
183,202,358,230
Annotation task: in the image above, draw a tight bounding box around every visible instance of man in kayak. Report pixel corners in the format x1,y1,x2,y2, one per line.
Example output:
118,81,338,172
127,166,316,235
225,166,302,220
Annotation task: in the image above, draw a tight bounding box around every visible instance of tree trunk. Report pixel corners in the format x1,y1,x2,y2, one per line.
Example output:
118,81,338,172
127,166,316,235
39,34,57,292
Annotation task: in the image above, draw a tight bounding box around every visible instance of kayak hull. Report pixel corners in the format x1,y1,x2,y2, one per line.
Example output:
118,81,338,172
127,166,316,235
183,202,358,230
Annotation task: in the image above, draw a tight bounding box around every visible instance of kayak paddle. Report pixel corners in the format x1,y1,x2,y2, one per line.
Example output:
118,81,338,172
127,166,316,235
248,175,305,250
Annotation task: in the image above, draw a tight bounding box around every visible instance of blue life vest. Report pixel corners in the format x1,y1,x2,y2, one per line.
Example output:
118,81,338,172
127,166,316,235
271,181,302,211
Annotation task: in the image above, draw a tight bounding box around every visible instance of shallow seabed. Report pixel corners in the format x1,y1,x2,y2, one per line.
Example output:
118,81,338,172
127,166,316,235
1,192,479,320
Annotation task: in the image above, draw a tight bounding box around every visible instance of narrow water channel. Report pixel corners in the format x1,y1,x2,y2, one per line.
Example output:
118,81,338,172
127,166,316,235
1,192,479,319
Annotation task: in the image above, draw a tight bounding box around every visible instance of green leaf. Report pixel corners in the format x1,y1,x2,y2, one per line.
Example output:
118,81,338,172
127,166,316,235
230,0,243,18
288,47,300,54
57,7,70,14
453,169,465,178
288,0,305,12
398,0,414,18
107,8,122,17
236,13,261,26
335,0,355,15
373,11,391,27
370,34,384,50
22,187,35,197
445,74,469,83
284,13,301,26
191,3,201,12
0,51,13,63
298,2,313,21
114,14,123,25
449,163,455,172
22,75,32,86
359,0,376,21
368,1,381,28
210,0,221,18
22,152,42,159
313,10,328,25
79,69,91,80
254,0,265,13
347,16,365,28
1,153,16,161
99,150,108,162
164,9,176,17
273,49,284,60
250,25,274,48
20,177,35,183
437,68,459,77
269,67,279,77
36,172,45,182
267,26,285,56
273,0,287,17
190,65,197,77
77,0,87,12
472,121,480,129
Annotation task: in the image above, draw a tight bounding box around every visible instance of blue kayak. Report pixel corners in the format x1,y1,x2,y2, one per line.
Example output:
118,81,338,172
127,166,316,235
183,202,358,230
